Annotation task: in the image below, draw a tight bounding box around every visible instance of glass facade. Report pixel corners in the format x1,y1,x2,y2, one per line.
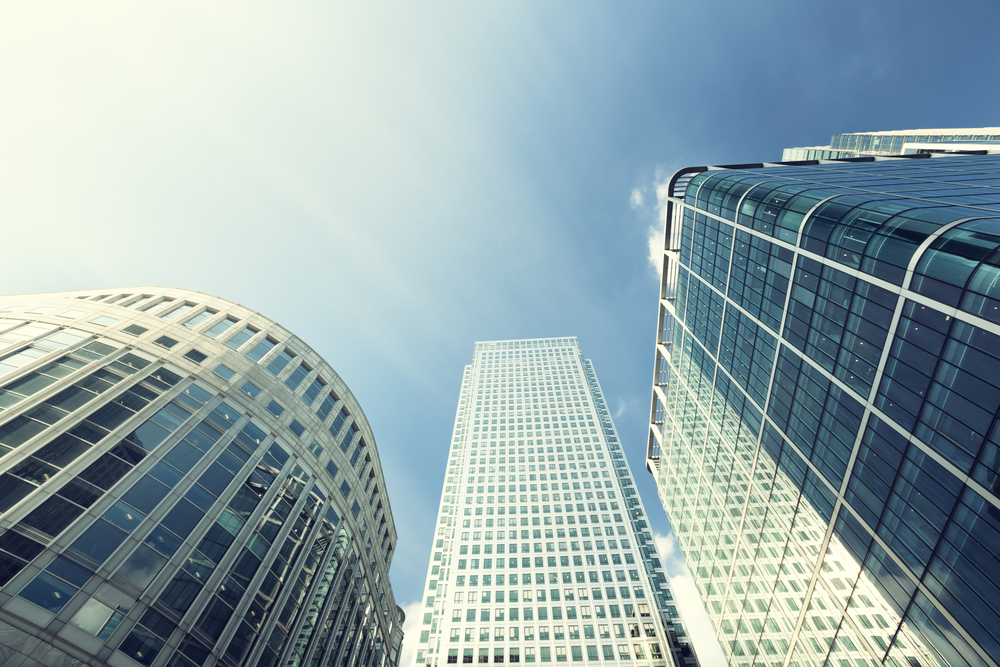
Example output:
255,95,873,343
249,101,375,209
0,288,404,667
415,338,698,667
782,127,1000,161
648,154,1000,667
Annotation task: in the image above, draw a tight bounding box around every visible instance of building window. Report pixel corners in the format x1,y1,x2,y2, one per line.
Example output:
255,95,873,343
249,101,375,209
240,381,261,398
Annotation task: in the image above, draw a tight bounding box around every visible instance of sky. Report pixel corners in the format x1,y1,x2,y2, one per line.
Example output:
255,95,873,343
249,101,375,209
2,2,998,665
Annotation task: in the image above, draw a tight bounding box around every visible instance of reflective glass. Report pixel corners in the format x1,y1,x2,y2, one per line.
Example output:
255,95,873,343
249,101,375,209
121,475,170,514
144,525,183,557
18,571,78,612
70,598,116,635
103,501,146,533
45,556,92,587
115,544,167,591
162,500,204,539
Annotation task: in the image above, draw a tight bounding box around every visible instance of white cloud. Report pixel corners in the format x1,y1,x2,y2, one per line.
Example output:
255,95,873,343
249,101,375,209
653,532,731,666
398,599,425,667
654,172,671,220
653,532,680,573
615,398,627,419
629,187,644,209
644,171,673,277
647,225,665,277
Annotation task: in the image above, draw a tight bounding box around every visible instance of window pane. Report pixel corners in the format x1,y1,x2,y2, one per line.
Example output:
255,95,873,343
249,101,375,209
18,571,78,612
206,317,239,340
70,520,128,565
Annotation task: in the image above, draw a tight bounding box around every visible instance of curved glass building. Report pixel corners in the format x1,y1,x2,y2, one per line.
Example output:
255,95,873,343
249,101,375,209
0,288,404,667
648,154,1000,667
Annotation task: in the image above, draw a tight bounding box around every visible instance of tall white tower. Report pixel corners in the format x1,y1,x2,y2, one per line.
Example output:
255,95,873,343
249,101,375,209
414,338,698,667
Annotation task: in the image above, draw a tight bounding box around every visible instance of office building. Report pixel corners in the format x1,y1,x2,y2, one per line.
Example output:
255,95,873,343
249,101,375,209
648,153,1000,667
415,338,698,667
782,127,1000,161
0,288,404,667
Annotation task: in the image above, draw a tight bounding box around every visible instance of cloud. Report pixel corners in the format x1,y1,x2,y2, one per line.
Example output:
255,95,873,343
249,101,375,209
654,172,671,220
397,599,425,667
653,532,681,574
615,398,627,419
652,532,730,666
645,171,673,277
629,188,644,209
647,226,664,278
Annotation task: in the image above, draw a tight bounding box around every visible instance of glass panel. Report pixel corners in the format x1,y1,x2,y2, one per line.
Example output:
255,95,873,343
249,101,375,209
70,520,128,565
115,544,168,591
18,571,78,612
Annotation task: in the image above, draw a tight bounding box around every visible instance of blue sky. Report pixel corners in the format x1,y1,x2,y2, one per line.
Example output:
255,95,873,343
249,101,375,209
2,2,998,664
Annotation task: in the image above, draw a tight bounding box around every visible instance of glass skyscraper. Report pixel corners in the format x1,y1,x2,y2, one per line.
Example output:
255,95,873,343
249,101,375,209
647,153,1000,667
782,127,1000,161
0,288,403,667
414,338,698,667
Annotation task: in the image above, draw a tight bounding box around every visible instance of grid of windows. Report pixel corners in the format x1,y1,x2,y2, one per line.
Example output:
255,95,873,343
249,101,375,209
0,288,404,667
650,154,1000,667
784,128,1000,161
416,339,697,667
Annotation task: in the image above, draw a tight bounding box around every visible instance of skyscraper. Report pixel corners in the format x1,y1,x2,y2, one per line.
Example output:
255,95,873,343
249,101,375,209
781,127,1000,161
414,337,698,667
648,153,1000,667
0,288,403,667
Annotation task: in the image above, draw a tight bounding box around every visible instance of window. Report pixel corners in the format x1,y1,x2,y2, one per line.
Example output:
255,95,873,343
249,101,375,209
302,378,325,405
265,400,284,417
206,317,239,339
240,381,261,398
137,297,171,313
69,519,128,564
330,407,350,435
184,349,207,364
183,309,217,329
224,326,257,350
90,316,117,327
213,364,236,381
288,420,305,438
18,567,85,613
316,392,337,420
246,337,276,362
266,349,294,376
284,362,310,391
123,324,148,336
340,424,358,451
154,336,177,349
162,303,195,320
